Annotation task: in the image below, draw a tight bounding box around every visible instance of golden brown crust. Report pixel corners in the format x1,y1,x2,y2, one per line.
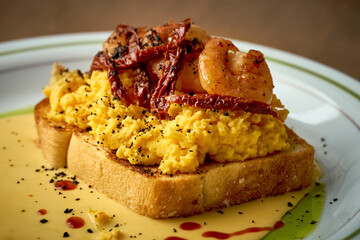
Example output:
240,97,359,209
68,132,204,217
35,98,314,218
34,99,74,168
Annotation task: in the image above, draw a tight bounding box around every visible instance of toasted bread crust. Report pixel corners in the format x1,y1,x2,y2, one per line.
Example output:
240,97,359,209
35,98,314,218
34,99,74,168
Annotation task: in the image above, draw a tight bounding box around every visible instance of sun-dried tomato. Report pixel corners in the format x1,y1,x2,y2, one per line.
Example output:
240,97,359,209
90,18,280,120
90,51,132,104
165,94,281,120
150,19,191,118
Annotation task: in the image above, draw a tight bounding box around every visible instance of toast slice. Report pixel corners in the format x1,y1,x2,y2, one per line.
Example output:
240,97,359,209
35,98,315,218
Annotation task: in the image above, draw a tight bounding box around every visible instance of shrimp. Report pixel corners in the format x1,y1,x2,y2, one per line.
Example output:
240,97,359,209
152,23,210,45
198,38,273,104
103,25,148,57
146,24,210,94
103,22,211,95
185,24,210,45
147,56,208,94
176,57,207,94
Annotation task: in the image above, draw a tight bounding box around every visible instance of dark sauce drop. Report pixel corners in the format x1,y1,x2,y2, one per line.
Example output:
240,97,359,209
165,237,187,240
274,221,285,229
202,221,284,239
37,209,47,215
55,180,77,190
66,216,85,229
203,231,231,239
180,222,202,231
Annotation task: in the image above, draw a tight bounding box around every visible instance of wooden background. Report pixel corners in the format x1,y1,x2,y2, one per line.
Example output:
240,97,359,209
1,0,359,81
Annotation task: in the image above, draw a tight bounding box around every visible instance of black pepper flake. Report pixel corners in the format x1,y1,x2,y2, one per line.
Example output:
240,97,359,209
238,211,243,214
217,210,224,214
63,232,70,238
75,198,80,201
40,219,48,224
288,202,294,207
224,112,229,116
87,229,93,233
310,220,317,225
64,208,73,214
173,228,177,233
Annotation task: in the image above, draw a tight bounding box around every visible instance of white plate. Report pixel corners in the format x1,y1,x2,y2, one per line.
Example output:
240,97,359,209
0,33,360,240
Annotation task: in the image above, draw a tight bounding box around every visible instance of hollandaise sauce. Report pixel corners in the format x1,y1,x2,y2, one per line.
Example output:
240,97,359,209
0,111,324,240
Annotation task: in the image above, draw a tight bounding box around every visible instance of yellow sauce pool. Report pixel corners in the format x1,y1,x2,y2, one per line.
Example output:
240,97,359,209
0,113,319,240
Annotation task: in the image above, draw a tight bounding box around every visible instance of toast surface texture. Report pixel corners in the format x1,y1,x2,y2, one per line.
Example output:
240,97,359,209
35,98,314,218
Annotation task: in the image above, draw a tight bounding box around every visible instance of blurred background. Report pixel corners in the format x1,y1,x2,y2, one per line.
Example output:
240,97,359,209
1,0,359,81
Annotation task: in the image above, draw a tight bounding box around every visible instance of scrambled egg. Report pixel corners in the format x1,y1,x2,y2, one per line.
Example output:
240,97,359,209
44,63,290,174
88,208,111,230
95,229,122,240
